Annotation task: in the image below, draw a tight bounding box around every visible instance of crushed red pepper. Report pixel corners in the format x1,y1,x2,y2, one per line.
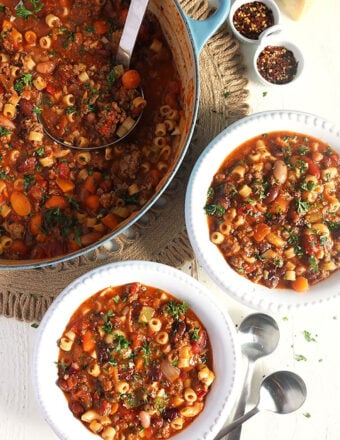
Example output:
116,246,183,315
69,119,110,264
256,45,298,84
233,1,274,40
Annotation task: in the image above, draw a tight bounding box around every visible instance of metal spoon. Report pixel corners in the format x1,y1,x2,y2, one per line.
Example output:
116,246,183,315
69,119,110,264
225,313,280,440
39,0,149,150
215,370,307,439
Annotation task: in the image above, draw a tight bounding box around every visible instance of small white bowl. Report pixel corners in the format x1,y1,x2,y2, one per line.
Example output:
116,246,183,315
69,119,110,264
32,261,242,440
185,110,340,313
253,28,305,86
228,0,281,44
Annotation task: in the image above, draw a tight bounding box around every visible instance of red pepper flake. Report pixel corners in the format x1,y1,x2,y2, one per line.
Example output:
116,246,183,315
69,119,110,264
233,1,274,40
256,45,298,84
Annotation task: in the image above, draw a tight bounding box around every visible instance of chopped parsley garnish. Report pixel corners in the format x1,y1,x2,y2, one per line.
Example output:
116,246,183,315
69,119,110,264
303,330,317,342
207,187,214,199
102,309,114,334
33,106,42,115
14,73,33,94
204,203,226,216
192,328,200,341
23,173,35,192
298,145,309,155
295,354,307,362
308,256,318,273
107,69,117,87
165,300,189,320
141,342,152,366
114,334,130,352
0,127,11,137
65,106,77,114
31,322,39,328
16,0,44,19
295,198,309,214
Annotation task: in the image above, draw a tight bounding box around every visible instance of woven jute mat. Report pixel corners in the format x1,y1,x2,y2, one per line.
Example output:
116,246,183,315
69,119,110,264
0,0,250,323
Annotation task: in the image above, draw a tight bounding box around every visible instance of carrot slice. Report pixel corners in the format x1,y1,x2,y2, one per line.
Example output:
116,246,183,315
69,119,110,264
101,212,119,230
56,178,75,193
10,191,31,216
83,172,102,194
45,195,68,209
253,223,271,242
270,195,290,214
85,194,100,210
82,330,95,352
121,69,141,89
292,276,309,293
93,20,110,34
30,213,43,235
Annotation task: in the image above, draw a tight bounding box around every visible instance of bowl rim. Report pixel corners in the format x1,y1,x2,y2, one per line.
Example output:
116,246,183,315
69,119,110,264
32,260,242,440
185,110,340,313
228,0,281,44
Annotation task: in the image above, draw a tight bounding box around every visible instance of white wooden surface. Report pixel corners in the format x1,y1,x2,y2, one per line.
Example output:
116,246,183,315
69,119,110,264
1,1,340,439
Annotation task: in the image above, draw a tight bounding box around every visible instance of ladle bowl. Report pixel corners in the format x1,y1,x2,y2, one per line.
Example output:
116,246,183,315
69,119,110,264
39,0,149,150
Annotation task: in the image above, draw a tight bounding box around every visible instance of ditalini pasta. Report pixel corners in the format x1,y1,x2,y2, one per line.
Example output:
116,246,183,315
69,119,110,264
57,282,215,439
205,131,340,292
0,0,183,260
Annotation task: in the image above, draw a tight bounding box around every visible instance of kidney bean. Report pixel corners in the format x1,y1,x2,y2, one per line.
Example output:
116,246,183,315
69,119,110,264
170,320,186,345
273,160,287,184
149,365,162,381
69,401,85,418
265,184,280,203
19,99,33,116
162,407,179,422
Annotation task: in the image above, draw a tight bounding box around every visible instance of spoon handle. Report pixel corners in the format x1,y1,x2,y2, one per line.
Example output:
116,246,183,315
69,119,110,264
116,0,149,68
225,361,254,440
214,406,259,440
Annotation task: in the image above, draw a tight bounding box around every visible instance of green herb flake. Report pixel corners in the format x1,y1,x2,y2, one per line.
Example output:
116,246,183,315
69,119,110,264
114,334,130,352
192,328,200,341
295,354,307,362
308,256,318,273
31,322,39,328
204,203,226,217
165,300,189,320
303,412,311,418
303,330,317,342
0,127,11,137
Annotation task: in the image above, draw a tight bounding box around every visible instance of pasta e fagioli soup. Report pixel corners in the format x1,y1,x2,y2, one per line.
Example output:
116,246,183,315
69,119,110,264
0,0,183,261
56,282,215,439
205,131,340,292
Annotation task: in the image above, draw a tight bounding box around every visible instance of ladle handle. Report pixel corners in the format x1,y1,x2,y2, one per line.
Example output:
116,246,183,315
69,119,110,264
214,406,259,440
116,0,149,68
225,361,254,440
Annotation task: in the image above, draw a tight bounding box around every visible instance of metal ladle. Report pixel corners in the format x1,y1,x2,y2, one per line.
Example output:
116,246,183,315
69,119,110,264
39,0,149,150
215,370,307,439
225,313,280,440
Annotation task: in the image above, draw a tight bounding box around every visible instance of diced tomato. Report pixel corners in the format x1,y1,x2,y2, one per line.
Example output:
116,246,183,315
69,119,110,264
46,83,58,96
237,204,262,224
57,161,71,179
129,282,140,296
302,233,321,256
191,330,207,354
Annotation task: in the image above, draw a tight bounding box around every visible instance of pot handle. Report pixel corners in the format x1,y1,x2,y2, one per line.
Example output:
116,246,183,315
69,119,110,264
183,0,231,54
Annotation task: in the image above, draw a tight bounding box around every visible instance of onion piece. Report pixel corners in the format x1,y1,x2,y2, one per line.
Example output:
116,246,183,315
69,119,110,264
161,359,180,383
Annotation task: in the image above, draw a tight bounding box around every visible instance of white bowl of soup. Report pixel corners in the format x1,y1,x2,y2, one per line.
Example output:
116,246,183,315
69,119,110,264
185,110,340,312
32,260,241,440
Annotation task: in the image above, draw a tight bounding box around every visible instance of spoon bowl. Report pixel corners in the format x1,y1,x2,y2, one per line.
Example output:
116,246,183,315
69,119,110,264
215,370,307,439
226,313,280,440
239,313,280,361
39,0,149,150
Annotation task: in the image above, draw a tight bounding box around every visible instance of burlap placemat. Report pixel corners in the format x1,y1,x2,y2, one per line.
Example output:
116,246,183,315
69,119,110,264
0,0,250,323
